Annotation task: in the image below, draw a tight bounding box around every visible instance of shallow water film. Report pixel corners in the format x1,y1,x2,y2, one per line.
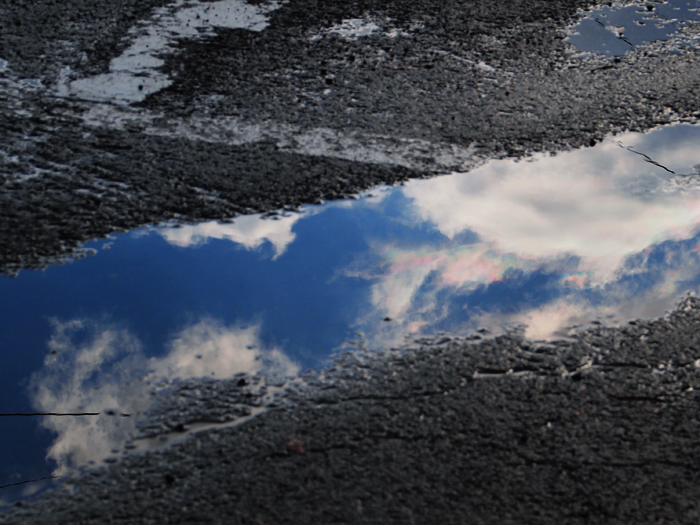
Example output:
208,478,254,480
567,0,700,56
2,122,700,503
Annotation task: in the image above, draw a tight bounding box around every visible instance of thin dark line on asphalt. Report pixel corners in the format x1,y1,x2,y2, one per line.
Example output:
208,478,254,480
0,411,131,417
615,141,675,174
0,476,59,490
0,412,100,417
593,17,634,48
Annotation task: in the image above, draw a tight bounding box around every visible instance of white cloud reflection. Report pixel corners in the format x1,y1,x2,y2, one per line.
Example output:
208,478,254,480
29,318,297,477
352,124,700,343
158,214,306,258
403,129,700,284
472,270,700,341
149,318,298,380
28,320,149,477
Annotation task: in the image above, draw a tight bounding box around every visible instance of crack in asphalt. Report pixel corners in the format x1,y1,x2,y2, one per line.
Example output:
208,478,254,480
0,411,131,417
0,477,59,491
615,140,676,174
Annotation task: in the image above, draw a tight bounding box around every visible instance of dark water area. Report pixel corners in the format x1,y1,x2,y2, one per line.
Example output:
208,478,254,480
567,0,700,57
2,123,700,504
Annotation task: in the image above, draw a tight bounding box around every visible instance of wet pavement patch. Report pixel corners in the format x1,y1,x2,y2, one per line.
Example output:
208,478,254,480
566,0,700,56
2,122,700,505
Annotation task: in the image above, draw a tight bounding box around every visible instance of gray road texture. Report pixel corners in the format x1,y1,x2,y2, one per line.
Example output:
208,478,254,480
1,0,700,274
3,0,700,522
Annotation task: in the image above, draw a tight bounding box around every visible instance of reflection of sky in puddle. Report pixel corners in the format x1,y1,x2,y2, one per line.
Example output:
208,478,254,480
567,0,700,56
3,123,700,503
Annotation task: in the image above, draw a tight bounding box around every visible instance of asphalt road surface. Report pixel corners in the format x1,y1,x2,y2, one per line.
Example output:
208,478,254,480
2,0,700,522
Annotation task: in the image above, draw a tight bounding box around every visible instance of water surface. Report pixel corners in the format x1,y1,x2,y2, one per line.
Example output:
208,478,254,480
567,0,700,56
2,123,700,504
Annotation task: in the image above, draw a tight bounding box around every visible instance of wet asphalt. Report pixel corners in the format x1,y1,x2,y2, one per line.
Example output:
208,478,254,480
2,0,700,522
2,0,700,274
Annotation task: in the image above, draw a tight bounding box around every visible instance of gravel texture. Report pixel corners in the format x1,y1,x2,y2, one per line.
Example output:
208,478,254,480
1,0,700,274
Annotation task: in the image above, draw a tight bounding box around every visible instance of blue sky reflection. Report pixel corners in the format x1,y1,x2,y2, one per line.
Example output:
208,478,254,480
2,123,700,502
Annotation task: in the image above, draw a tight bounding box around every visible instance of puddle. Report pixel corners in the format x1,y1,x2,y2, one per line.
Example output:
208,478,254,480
566,0,700,56
3,122,700,504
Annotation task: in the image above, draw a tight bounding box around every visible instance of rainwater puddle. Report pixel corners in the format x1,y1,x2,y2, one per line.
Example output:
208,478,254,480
3,122,700,504
566,0,700,56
